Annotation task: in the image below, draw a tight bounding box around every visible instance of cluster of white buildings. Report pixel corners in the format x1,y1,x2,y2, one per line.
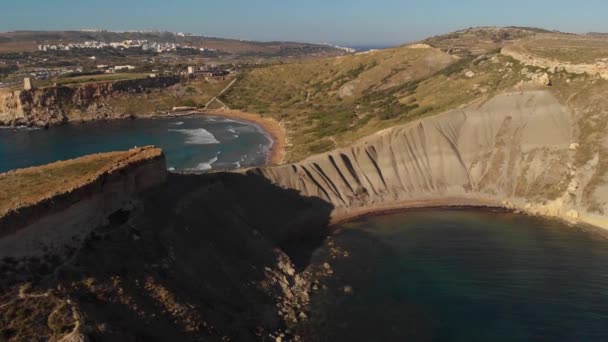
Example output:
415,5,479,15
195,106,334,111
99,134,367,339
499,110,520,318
95,64,136,73
38,40,218,54
323,44,356,53
38,40,146,52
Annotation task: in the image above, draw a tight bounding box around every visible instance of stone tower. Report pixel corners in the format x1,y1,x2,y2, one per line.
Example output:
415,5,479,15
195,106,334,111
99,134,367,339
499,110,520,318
23,77,33,90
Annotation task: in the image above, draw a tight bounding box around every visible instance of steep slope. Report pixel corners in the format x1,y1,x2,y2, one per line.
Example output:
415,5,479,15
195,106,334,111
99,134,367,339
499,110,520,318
0,76,181,126
222,29,608,175
254,90,606,227
222,44,535,161
223,44,556,161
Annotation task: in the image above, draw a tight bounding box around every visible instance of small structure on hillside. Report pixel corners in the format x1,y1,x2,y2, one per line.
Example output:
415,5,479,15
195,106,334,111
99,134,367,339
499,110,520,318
23,78,33,90
187,66,195,75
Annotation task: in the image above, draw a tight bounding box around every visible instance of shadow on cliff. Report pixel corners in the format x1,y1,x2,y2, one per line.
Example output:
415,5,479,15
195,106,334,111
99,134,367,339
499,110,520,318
158,171,335,269
41,170,335,341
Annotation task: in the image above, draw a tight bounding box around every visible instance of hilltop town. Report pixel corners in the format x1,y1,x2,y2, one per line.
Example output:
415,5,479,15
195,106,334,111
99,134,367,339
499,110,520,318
0,30,349,90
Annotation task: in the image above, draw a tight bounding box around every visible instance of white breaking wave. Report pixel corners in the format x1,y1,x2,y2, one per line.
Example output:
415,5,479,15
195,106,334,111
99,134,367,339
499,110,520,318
227,127,240,139
0,126,40,131
170,121,184,126
192,156,219,171
170,128,220,145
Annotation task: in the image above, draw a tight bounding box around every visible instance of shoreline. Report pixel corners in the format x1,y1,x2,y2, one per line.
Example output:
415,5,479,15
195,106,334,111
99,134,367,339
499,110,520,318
326,196,608,236
195,109,286,166
1,109,287,167
328,197,507,226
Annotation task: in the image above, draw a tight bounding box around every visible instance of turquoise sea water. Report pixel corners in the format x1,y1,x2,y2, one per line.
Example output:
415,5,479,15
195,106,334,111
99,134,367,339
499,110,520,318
303,210,608,341
0,116,272,173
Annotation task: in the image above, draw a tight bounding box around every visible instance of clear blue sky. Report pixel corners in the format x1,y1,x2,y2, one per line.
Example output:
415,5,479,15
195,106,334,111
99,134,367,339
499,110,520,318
1,0,607,46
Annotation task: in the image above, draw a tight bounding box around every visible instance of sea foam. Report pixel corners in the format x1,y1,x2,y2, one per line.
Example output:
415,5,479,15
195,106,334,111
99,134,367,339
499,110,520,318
192,156,219,171
170,128,220,145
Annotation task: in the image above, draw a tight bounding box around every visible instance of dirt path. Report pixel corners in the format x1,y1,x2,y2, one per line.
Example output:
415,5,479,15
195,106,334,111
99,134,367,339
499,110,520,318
204,77,238,109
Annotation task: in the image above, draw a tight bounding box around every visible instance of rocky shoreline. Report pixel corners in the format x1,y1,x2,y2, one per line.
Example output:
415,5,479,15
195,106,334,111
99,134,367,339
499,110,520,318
0,76,181,128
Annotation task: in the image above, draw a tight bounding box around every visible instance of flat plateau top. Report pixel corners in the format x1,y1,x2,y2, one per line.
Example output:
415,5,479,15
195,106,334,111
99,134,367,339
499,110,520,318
0,146,162,217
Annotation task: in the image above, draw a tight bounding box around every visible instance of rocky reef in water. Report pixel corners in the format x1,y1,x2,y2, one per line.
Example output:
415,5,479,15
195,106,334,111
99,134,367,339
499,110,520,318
0,76,180,127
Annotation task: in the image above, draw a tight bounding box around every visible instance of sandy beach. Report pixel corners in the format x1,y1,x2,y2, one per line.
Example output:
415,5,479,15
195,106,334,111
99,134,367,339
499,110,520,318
199,109,286,166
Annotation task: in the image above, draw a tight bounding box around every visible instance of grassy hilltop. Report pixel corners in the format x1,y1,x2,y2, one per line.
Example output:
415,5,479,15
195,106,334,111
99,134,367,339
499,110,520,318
219,28,552,160
216,27,608,210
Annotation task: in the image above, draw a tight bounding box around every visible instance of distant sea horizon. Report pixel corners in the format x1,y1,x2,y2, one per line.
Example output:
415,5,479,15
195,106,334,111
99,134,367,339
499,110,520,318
347,44,394,52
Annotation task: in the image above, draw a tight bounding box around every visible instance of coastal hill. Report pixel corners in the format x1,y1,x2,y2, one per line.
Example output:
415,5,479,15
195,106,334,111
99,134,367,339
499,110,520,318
2,26,608,340
220,27,608,161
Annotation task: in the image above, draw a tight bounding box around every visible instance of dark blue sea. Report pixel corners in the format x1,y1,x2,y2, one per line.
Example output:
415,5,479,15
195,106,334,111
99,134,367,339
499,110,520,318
302,209,608,341
0,115,272,173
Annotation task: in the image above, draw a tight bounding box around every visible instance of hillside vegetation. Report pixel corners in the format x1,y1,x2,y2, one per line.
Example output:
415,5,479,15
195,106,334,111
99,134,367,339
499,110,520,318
0,148,162,217
221,41,535,160
218,27,608,210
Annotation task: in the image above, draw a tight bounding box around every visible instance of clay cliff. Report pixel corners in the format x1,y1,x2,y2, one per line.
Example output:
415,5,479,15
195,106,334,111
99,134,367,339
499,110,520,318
253,90,607,228
0,76,180,127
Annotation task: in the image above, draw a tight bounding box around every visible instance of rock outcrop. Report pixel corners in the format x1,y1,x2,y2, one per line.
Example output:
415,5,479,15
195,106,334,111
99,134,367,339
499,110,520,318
0,76,180,127
503,45,608,80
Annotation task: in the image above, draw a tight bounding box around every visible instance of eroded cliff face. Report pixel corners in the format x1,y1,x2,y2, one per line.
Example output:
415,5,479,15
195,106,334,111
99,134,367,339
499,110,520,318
0,90,24,123
0,76,180,127
0,147,167,259
253,90,607,228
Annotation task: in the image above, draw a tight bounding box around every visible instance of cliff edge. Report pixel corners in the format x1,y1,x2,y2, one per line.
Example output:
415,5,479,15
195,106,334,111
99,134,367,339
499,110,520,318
0,146,167,259
0,76,180,127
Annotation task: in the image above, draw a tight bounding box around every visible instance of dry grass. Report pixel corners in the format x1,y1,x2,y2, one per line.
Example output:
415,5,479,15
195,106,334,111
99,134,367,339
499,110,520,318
0,154,124,217
551,75,608,212
56,73,151,86
222,46,531,161
104,77,233,115
423,27,540,56
0,41,38,53
0,293,74,341
516,34,608,64
222,46,461,160
0,147,161,217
